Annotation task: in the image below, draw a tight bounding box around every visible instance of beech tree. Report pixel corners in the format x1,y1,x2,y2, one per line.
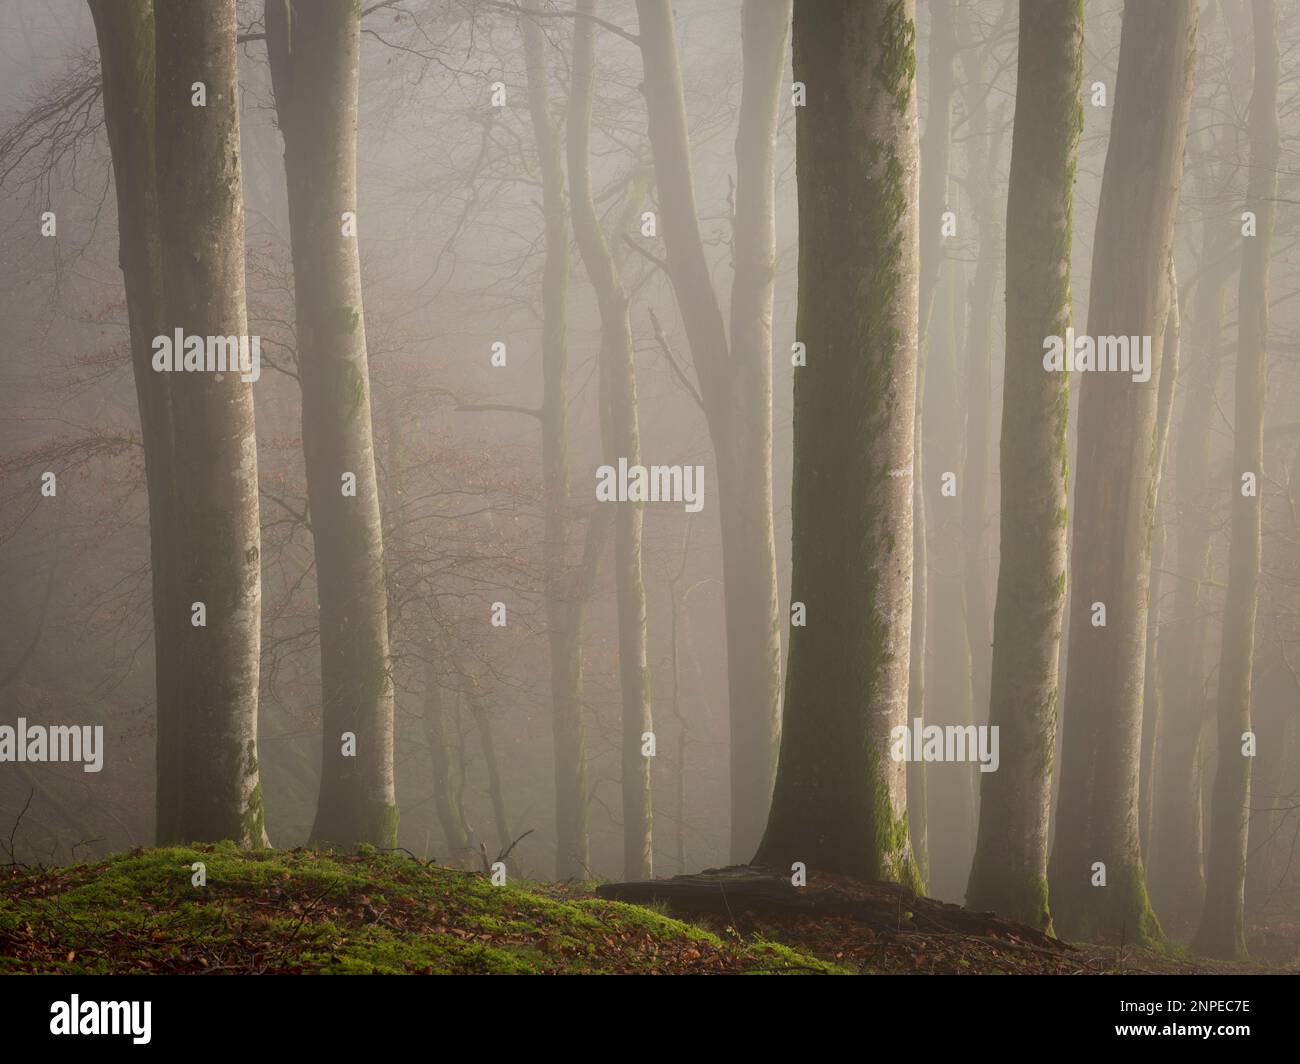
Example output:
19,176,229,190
907,0,957,889
754,0,922,888
965,0,1082,932
86,0,181,844
266,0,397,848
153,0,267,844
568,0,653,879
1047,0,1198,944
634,0,789,860
1195,0,1278,961
1147,3,1251,934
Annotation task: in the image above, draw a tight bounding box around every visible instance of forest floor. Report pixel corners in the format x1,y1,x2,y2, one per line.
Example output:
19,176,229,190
1,847,1294,974
0,845,839,974
584,865,1299,974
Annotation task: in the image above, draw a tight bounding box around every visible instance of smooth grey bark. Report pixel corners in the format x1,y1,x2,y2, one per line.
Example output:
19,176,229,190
965,0,1082,931
923,268,977,901
266,0,397,848
907,0,958,887
87,0,183,844
1195,0,1278,961
568,0,653,880
1139,280,1181,854
956,0,1003,762
634,0,787,861
1047,0,1197,945
154,0,267,845
1148,7,1250,930
754,0,922,889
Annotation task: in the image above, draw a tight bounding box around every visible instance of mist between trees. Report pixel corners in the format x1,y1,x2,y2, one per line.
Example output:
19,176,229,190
0,0,1297,964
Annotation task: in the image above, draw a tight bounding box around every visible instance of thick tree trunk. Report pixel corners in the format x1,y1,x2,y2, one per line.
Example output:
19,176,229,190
1047,0,1197,945
568,0,654,880
1194,0,1278,961
754,0,921,889
154,0,267,845
266,0,397,848
87,0,183,844
634,0,787,861
966,0,1082,931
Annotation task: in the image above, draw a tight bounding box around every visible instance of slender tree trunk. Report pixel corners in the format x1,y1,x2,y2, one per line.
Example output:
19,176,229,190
1246,438,1300,908
754,0,921,889
1047,0,1197,945
154,0,267,845
1147,0,1248,937
87,0,183,845
465,682,511,857
924,269,977,901
966,0,1082,931
634,0,787,861
265,0,396,849
1195,0,1277,960
568,0,653,879
907,0,958,887
1139,279,1181,853
518,2,595,880
423,653,472,866
956,2,1002,748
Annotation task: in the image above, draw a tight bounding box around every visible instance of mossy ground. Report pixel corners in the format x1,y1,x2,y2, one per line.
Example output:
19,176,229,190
0,845,842,975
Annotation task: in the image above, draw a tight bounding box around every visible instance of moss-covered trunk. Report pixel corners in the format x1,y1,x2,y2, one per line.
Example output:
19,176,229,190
965,0,1081,931
1047,0,1197,946
266,0,396,848
153,0,266,845
753,0,921,889
1194,0,1278,961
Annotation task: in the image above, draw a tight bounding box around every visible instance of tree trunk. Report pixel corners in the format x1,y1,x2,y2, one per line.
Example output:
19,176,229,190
956,1,1003,755
266,0,397,849
1194,0,1277,961
154,0,267,845
966,0,1082,931
568,0,654,880
422,653,472,866
519,2,590,880
907,0,958,888
87,0,183,845
634,0,787,861
1047,0,1197,946
1139,278,1181,854
1147,0,1249,938
465,681,511,858
753,0,921,889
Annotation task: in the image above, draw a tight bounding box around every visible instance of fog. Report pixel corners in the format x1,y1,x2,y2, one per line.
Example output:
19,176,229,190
0,0,1297,973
